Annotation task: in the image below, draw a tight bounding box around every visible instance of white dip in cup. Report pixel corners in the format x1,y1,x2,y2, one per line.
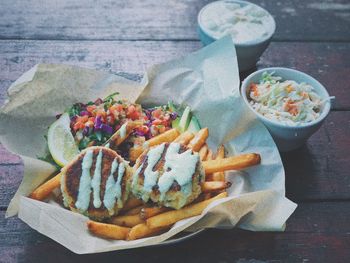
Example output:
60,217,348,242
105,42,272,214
198,0,276,71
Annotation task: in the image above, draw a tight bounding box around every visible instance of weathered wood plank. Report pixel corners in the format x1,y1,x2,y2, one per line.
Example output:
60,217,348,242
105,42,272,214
284,111,350,201
0,165,23,207
0,40,349,109
1,202,350,262
0,0,349,41
0,111,349,206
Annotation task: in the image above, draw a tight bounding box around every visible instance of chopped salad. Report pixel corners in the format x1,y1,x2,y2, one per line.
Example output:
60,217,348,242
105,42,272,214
248,72,327,126
60,94,178,150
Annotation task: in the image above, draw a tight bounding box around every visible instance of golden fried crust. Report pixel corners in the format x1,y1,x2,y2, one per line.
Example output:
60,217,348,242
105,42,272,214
61,146,131,221
133,143,204,209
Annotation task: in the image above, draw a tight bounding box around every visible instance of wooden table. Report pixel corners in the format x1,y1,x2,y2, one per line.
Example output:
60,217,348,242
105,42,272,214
1,1,349,262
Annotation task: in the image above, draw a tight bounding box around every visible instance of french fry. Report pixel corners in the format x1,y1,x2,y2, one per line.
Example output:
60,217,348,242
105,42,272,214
202,153,261,174
206,149,213,161
87,220,130,240
140,206,170,220
198,144,208,161
122,205,145,216
110,214,145,227
188,128,209,152
121,198,144,211
212,145,225,181
203,148,214,199
146,192,228,229
127,223,170,241
201,181,232,193
29,172,62,201
129,128,180,161
174,131,195,145
107,121,143,151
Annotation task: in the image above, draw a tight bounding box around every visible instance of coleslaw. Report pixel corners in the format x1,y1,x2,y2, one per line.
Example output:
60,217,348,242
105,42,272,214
248,72,327,126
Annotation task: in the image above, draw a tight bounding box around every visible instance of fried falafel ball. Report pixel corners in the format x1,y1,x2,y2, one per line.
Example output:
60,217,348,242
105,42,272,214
131,142,204,209
61,146,132,221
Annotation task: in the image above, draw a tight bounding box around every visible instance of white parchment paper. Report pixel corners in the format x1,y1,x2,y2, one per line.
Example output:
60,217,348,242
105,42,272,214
0,36,297,254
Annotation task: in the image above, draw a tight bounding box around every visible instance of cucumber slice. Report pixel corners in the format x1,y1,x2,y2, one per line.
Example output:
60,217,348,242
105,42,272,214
187,115,201,133
178,106,192,133
172,117,180,130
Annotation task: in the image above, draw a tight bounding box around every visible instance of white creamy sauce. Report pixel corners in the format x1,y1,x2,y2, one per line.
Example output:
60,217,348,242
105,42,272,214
132,142,199,202
90,149,103,208
142,143,165,201
103,159,125,213
200,1,274,44
119,122,127,139
132,165,143,189
158,143,199,201
75,150,94,211
74,149,126,213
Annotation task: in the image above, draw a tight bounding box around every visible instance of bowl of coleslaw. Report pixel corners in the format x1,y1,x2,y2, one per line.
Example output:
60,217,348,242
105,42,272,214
241,67,333,151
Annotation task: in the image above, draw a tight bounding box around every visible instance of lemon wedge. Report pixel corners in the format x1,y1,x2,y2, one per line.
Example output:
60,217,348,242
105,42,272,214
47,113,80,167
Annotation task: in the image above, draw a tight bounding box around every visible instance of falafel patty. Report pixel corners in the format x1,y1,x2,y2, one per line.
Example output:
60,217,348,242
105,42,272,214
131,142,204,209
61,146,132,221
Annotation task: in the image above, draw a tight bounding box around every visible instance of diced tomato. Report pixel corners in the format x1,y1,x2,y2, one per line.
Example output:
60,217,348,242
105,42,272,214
116,104,123,112
152,119,162,125
87,105,96,113
128,105,136,113
127,105,140,120
152,108,162,119
129,111,141,120
137,125,149,134
77,115,88,123
73,121,85,131
88,117,95,122
110,104,123,113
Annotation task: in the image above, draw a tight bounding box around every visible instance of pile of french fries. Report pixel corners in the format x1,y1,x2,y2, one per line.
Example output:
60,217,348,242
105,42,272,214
30,126,260,241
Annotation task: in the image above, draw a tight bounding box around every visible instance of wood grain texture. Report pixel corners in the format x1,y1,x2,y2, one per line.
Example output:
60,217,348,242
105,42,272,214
284,111,350,201
0,0,349,41
0,40,349,109
1,202,350,262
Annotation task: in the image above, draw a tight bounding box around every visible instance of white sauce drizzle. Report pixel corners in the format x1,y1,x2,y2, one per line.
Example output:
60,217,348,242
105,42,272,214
119,122,127,139
90,149,103,208
74,149,126,213
132,142,199,203
105,143,110,148
142,143,165,201
158,143,199,201
103,159,126,213
75,149,94,211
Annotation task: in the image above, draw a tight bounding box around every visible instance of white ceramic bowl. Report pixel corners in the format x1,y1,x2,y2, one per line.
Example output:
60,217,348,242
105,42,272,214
241,67,331,152
197,0,276,72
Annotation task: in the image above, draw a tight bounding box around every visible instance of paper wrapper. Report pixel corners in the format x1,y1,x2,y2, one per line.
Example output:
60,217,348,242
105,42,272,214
0,37,297,253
